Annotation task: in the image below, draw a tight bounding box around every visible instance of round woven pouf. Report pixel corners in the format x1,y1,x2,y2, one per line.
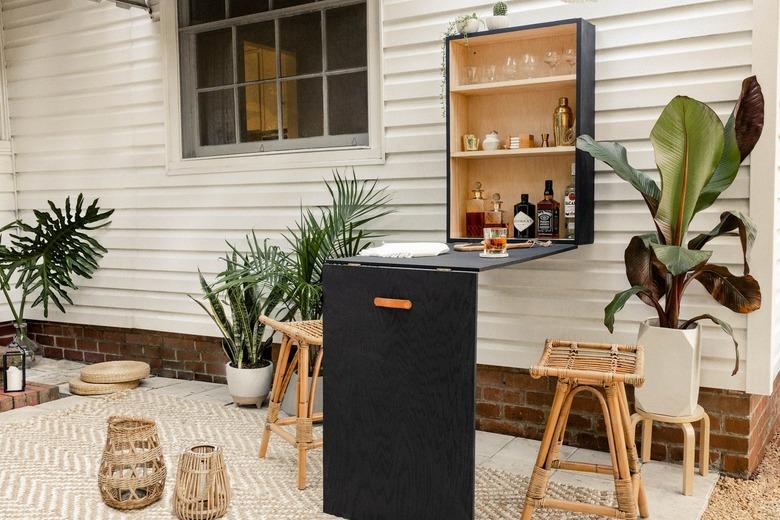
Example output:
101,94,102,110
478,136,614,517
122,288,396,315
81,360,150,384
98,416,166,510
173,445,231,520
69,377,140,396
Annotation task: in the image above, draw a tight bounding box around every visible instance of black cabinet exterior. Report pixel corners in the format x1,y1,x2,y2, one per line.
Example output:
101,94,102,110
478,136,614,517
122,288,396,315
323,263,478,520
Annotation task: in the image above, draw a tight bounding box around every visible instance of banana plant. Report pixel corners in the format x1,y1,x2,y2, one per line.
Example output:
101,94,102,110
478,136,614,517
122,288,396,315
0,195,113,327
577,76,764,375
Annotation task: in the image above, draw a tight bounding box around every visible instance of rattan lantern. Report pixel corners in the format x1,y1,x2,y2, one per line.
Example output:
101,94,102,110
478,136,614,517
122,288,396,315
173,445,231,520
2,346,26,392
98,416,166,510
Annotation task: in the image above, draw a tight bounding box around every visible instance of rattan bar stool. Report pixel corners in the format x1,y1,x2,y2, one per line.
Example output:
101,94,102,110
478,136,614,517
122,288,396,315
521,339,649,520
258,315,323,490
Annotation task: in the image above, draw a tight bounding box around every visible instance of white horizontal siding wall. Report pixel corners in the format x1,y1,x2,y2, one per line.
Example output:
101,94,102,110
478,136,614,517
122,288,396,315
0,0,776,392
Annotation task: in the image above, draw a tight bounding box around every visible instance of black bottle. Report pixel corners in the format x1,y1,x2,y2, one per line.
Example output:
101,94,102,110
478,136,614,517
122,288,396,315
513,194,535,239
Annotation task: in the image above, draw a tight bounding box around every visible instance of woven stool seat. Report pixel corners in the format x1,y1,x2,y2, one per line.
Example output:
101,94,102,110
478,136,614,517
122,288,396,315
81,360,151,384
258,315,324,490
521,340,648,520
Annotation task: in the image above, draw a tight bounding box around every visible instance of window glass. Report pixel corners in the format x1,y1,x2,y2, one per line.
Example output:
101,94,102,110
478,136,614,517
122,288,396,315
282,78,323,139
239,84,279,142
326,4,367,70
184,0,225,26
328,72,367,135
279,12,322,77
230,0,270,18
199,90,236,146
237,22,277,82
196,29,233,88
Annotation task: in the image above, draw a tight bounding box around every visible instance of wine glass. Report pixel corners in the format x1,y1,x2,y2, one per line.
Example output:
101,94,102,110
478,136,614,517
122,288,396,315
520,53,536,79
502,56,518,80
563,48,576,73
543,50,560,75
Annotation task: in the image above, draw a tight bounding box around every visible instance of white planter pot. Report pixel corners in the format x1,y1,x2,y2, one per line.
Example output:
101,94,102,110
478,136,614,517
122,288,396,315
225,362,273,407
458,18,481,34
281,372,323,416
485,16,509,30
634,319,702,417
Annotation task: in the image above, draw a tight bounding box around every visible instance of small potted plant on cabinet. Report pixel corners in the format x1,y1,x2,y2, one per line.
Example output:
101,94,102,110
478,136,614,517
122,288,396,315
486,2,509,30
577,76,764,417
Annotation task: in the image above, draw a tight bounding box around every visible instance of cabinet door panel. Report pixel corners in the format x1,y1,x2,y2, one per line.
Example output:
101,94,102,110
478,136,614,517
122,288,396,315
323,264,477,520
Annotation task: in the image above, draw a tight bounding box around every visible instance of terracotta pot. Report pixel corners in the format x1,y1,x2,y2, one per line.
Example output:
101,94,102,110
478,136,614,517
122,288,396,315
634,319,702,417
225,362,273,407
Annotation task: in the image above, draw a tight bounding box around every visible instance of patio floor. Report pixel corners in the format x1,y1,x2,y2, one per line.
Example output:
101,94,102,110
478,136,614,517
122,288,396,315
2,358,719,520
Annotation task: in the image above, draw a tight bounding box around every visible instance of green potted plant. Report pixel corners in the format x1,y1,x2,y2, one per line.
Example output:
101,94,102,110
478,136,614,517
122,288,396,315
0,195,113,365
577,76,764,417
486,2,509,30
192,241,285,407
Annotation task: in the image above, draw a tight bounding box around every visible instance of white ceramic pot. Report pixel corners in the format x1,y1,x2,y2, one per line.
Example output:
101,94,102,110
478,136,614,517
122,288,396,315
482,132,500,151
634,319,702,417
458,18,481,34
485,15,509,30
281,372,323,416
225,362,273,407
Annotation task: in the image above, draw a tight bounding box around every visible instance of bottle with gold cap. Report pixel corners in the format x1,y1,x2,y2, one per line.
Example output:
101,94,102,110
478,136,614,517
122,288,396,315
553,96,574,146
465,182,487,238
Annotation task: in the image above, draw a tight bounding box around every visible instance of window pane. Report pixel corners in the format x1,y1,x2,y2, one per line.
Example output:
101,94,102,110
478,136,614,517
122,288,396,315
197,29,233,88
279,13,322,77
230,0,269,18
274,0,316,9
328,72,367,135
326,4,367,70
239,84,279,142
282,78,323,139
237,22,276,82
199,90,236,146
184,0,225,26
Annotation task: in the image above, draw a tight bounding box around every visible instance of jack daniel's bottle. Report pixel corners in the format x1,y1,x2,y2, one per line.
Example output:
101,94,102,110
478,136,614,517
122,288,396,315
513,194,535,239
536,180,560,239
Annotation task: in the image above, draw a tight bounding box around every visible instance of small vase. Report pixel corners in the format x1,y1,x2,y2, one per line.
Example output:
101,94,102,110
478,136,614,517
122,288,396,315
8,323,41,367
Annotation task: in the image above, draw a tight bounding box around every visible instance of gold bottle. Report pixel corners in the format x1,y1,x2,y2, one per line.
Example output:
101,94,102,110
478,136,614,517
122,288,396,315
553,97,574,146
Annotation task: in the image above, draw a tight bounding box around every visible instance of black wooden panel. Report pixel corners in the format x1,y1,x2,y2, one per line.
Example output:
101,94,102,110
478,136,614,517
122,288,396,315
575,19,596,245
323,264,478,520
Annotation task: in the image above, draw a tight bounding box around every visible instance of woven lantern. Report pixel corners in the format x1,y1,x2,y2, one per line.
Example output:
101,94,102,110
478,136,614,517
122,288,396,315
98,416,166,510
173,445,231,520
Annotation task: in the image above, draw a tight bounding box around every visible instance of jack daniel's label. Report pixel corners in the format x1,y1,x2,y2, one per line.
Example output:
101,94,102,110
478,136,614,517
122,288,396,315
537,209,554,234
513,211,533,232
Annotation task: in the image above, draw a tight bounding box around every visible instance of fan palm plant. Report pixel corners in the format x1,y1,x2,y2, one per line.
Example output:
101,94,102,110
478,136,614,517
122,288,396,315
576,76,764,375
0,194,113,327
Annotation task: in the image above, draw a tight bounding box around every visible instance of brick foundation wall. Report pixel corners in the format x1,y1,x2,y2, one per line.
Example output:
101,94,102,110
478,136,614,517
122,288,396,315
4,320,779,478
476,365,780,478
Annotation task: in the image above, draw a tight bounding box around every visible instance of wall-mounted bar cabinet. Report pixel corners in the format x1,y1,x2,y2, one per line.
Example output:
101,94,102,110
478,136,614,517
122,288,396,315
446,19,595,244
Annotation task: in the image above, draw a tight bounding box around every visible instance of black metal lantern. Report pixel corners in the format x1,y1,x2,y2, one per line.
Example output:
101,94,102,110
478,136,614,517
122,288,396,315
2,347,26,392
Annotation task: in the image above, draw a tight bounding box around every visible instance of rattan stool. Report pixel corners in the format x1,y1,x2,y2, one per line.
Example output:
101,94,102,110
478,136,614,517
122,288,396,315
258,316,323,490
521,340,648,520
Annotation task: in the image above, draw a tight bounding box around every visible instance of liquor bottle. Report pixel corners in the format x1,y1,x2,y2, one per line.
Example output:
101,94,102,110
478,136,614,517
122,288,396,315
536,180,560,239
484,193,506,229
564,163,576,239
465,182,486,238
513,194,535,239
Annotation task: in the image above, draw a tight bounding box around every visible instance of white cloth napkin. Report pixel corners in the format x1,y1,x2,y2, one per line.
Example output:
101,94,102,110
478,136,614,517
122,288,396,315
358,242,450,258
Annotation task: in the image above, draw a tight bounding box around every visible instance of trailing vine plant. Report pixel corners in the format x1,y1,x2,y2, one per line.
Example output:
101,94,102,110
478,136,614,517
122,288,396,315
440,13,482,117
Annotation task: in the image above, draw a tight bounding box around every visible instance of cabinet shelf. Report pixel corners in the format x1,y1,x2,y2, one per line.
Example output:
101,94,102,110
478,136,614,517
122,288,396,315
451,146,575,159
451,75,576,97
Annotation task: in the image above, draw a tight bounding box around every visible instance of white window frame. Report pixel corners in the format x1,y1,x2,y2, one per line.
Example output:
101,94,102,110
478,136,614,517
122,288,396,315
161,0,384,175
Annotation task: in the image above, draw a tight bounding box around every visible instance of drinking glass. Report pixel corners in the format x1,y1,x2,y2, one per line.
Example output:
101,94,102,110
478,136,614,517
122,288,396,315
502,56,518,80
520,53,536,78
465,66,478,84
543,50,560,75
483,228,508,257
563,48,576,73
483,64,497,82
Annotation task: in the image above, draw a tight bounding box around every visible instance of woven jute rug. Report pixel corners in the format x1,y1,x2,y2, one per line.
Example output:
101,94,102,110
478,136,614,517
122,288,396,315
0,390,615,519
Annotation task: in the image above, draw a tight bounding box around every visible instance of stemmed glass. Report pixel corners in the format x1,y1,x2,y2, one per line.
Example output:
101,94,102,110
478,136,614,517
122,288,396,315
543,50,560,75
502,56,518,80
563,48,576,73
520,53,536,79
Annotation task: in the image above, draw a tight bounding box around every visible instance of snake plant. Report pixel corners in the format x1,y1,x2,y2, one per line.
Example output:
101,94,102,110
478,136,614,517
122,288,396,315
577,76,765,375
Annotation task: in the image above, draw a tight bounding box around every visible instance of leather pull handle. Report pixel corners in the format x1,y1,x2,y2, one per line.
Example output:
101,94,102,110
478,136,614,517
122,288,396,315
373,297,413,310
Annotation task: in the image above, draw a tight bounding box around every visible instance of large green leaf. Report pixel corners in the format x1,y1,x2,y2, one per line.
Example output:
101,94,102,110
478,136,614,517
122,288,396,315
695,77,764,214
625,234,667,304
576,135,660,215
650,243,711,276
604,285,651,333
681,314,740,375
695,264,761,313
688,211,756,275
651,96,724,245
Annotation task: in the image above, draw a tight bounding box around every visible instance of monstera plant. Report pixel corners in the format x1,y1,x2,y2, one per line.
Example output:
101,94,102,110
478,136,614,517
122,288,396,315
577,76,764,416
